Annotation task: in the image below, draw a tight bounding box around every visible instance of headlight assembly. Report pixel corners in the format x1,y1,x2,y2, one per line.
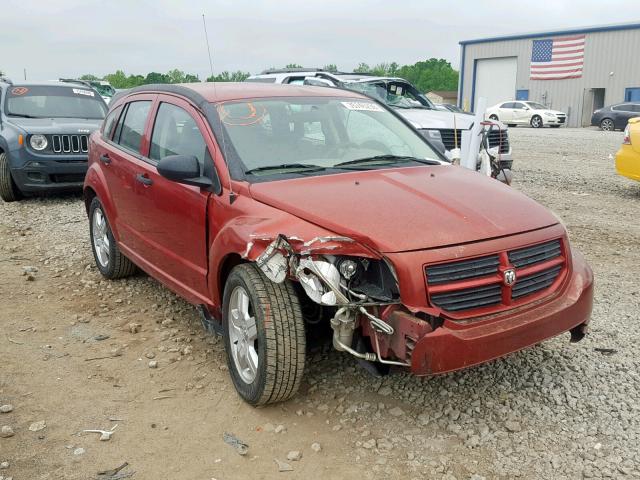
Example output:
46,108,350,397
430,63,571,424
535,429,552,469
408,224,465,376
29,134,48,151
420,129,442,141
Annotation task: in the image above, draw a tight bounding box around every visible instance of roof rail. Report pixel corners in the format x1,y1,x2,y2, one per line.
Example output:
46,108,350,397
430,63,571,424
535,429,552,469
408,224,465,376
260,67,327,75
58,78,92,87
0,76,13,85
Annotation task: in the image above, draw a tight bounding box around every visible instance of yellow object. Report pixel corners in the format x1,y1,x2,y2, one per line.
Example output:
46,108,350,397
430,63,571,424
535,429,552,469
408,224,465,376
616,117,640,182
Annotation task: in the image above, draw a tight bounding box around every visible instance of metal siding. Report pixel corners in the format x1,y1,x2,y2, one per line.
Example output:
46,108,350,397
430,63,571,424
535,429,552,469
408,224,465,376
460,28,640,127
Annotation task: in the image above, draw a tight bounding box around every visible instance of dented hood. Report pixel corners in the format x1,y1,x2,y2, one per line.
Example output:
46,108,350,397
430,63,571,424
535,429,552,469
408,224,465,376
249,166,558,253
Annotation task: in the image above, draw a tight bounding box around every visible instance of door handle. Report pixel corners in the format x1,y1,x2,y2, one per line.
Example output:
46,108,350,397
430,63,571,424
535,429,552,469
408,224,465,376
135,173,153,186
99,154,111,165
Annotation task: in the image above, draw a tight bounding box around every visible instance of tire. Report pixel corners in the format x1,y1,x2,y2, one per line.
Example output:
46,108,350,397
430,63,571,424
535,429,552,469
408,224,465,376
600,118,614,131
89,197,137,279
489,114,499,121
530,115,543,128
0,152,23,202
223,264,306,405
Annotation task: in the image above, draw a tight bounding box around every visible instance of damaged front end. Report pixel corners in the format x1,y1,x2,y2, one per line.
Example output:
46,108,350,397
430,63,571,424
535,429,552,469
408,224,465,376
246,234,416,369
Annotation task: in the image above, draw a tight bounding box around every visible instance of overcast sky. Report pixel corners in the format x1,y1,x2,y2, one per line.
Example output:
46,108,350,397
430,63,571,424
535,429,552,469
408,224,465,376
1,0,637,81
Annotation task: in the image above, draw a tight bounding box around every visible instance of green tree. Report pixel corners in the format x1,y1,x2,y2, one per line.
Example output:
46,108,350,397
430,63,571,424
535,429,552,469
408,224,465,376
395,58,458,92
167,69,186,84
104,70,128,89
353,63,371,73
206,71,250,82
322,64,338,73
79,74,99,81
145,72,169,84
183,73,200,83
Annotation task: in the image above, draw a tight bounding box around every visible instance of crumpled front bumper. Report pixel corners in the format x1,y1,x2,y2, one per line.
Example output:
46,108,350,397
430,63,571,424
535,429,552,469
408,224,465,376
409,250,593,375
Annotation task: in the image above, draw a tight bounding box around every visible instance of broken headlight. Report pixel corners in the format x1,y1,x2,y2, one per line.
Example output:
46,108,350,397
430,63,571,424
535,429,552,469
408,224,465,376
296,256,399,305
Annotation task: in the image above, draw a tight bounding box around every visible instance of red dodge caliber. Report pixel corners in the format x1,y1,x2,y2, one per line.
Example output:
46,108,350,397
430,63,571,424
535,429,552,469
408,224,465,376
84,83,593,405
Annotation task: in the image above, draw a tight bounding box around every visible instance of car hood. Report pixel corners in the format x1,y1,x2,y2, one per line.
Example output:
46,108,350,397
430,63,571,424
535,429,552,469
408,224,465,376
249,166,558,253
5,117,102,134
397,108,507,131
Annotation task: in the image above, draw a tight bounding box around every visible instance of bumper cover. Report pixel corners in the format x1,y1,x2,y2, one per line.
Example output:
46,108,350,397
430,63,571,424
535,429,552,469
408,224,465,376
409,250,593,375
8,149,87,192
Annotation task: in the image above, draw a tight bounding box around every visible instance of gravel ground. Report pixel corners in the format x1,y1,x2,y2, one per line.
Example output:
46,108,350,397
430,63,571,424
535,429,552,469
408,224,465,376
0,127,639,479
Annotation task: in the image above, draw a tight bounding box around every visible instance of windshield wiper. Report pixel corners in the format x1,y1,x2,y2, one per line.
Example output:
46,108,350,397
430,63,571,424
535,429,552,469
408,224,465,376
334,155,441,168
245,163,328,175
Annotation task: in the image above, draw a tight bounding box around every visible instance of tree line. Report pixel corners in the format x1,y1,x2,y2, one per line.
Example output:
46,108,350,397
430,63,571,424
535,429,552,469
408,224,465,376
1,58,458,92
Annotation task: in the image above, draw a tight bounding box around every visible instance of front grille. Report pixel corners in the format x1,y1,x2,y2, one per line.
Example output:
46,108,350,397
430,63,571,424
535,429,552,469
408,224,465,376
426,255,499,285
512,265,562,299
508,240,562,268
437,129,510,153
50,134,89,154
487,129,510,153
426,238,565,315
431,284,502,312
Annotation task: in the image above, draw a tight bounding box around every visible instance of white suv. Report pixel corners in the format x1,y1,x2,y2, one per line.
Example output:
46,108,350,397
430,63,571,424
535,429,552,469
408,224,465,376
247,69,514,168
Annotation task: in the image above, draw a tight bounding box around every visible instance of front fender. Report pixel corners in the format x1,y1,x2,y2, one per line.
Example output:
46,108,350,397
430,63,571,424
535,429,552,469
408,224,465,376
207,202,379,310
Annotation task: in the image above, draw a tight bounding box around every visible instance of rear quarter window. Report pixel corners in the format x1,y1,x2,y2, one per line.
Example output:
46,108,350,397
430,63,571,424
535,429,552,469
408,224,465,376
114,101,151,153
102,106,123,141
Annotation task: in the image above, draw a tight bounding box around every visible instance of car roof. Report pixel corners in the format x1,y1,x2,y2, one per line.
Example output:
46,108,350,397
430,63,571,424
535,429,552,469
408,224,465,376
1,80,92,88
119,82,367,103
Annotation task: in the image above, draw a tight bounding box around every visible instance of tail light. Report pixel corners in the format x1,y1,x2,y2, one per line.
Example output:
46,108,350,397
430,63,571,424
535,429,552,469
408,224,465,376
623,125,631,145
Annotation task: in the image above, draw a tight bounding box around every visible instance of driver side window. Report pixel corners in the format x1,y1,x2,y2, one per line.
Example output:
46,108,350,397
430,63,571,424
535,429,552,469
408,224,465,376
150,103,206,168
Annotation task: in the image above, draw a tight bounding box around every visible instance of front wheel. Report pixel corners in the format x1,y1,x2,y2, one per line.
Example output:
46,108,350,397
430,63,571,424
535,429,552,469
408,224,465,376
89,197,137,279
489,114,499,121
530,115,543,128
223,264,306,405
0,153,23,202
600,118,614,131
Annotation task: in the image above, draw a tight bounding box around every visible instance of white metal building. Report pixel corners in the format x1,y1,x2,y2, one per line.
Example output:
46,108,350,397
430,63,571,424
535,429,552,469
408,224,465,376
457,22,640,126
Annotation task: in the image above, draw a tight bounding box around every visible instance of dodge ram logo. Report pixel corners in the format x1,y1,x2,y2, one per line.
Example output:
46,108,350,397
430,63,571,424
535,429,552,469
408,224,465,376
503,269,517,286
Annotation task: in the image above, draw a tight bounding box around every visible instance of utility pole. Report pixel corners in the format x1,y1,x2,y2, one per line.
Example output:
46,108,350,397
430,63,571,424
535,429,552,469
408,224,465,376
202,14,214,81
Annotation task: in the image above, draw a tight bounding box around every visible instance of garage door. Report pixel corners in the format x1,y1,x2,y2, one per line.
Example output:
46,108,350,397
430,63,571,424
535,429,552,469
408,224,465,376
474,57,517,110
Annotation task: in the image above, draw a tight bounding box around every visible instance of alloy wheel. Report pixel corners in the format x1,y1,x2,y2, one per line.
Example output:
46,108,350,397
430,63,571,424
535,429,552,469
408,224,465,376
228,286,259,384
92,208,110,268
600,119,614,131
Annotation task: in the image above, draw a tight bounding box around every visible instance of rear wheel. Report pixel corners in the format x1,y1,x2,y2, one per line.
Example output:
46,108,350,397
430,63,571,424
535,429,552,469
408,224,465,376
530,115,543,128
600,118,614,131
0,153,23,202
223,264,306,405
89,197,137,279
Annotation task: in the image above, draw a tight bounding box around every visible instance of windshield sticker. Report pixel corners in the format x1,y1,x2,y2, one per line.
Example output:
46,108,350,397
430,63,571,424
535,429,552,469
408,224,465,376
218,103,267,126
11,87,29,96
72,88,95,97
341,101,384,112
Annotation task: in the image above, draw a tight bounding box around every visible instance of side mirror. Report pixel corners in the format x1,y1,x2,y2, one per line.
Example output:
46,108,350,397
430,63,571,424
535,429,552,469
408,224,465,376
157,155,212,189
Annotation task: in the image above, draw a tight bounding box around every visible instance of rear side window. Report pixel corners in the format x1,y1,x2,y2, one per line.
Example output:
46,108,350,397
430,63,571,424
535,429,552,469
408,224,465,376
612,104,633,112
115,101,151,153
102,106,122,140
150,103,206,167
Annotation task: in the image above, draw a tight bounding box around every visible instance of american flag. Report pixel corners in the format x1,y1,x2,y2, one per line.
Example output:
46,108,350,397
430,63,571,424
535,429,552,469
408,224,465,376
530,35,585,80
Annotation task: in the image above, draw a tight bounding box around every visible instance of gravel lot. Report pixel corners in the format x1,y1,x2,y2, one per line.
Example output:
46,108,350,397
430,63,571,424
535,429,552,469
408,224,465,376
1,127,639,479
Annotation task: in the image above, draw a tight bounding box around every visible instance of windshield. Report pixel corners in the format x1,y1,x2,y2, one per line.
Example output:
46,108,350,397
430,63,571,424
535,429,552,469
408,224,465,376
217,97,441,179
5,85,107,119
526,102,547,110
343,81,434,109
